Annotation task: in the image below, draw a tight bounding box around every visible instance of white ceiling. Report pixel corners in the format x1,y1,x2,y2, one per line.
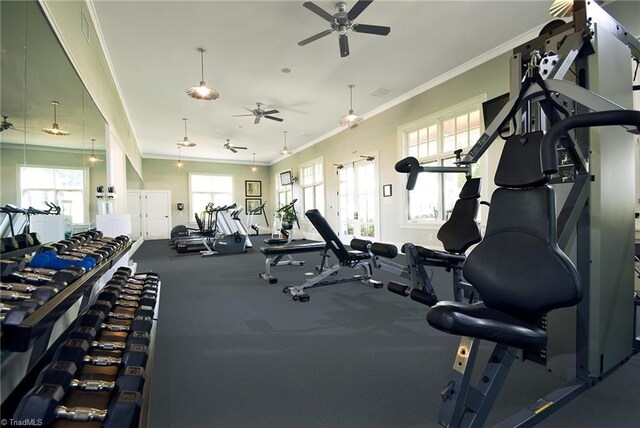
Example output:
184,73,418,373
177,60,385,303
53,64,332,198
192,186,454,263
91,0,555,165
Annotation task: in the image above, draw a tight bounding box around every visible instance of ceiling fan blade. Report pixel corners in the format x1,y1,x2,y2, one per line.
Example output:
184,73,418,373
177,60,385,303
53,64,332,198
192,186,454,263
254,116,260,125
232,114,255,117
244,107,256,114
230,148,237,153
352,23,390,36
339,33,350,57
235,146,248,150
298,29,333,46
303,2,335,22
262,109,279,115
264,115,284,122
347,0,373,21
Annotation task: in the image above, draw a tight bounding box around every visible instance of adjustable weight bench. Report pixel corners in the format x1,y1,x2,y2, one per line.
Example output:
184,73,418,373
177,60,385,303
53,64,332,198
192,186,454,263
259,241,328,284
283,209,383,302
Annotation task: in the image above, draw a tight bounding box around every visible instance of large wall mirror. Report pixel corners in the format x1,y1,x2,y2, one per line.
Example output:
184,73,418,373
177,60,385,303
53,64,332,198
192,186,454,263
1,1,107,230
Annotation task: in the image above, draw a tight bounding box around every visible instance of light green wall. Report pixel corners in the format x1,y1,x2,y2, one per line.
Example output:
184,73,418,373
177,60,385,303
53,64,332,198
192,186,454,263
1,145,107,223
142,158,271,228
40,0,142,175
271,54,510,247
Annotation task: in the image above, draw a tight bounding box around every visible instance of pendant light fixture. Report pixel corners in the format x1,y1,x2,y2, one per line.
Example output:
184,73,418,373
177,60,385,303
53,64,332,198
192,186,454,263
42,101,70,135
176,146,184,168
339,84,363,128
251,153,258,173
186,48,220,100
177,118,196,147
89,139,101,163
280,131,290,156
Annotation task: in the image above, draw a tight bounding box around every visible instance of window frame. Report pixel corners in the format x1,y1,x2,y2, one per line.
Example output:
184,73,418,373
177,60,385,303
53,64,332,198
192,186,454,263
298,157,324,221
188,173,234,223
397,95,485,228
275,170,294,210
18,165,88,225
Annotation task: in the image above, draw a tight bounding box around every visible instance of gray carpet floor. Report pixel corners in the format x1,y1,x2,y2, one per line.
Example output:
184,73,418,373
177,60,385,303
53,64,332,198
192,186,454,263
133,237,640,428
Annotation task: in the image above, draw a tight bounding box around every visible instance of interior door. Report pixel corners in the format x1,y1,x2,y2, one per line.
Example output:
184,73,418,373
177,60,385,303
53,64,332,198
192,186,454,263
143,190,171,239
337,159,378,241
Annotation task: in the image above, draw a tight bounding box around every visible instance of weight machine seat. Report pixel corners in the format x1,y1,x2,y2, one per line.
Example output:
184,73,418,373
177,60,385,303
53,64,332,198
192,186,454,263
427,302,547,350
260,242,327,256
426,132,582,349
305,209,372,264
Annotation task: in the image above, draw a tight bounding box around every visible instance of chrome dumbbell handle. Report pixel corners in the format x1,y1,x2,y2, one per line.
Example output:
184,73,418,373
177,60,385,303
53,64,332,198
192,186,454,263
92,340,126,350
56,405,107,421
83,355,122,366
69,378,115,391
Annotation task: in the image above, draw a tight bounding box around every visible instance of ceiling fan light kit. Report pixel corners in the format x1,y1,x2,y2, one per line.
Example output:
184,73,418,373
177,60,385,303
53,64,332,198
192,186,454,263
186,48,220,100
298,0,391,58
42,101,70,136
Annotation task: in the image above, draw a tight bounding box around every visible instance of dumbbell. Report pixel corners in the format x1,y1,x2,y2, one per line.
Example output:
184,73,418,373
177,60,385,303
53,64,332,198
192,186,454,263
44,242,104,265
53,338,148,369
99,283,158,308
1,260,83,285
1,298,43,325
77,309,153,335
36,360,146,394
69,326,151,347
0,284,62,304
15,385,142,428
1,237,19,253
30,250,95,272
116,266,159,281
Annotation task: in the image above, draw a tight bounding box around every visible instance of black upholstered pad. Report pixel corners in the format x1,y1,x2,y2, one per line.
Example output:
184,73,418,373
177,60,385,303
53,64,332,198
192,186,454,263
347,250,371,261
264,238,289,245
306,209,351,262
260,242,327,256
494,132,550,188
458,177,481,199
414,246,466,264
437,198,482,254
463,186,581,323
427,301,547,350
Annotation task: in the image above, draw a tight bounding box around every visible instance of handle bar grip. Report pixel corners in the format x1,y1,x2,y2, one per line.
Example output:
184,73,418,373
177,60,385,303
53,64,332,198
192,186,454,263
410,289,439,307
395,157,420,190
541,110,640,174
370,242,398,258
387,281,410,297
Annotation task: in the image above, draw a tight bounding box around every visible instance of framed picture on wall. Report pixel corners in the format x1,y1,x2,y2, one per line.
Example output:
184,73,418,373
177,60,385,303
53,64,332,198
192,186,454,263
246,198,262,214
245,180,262,197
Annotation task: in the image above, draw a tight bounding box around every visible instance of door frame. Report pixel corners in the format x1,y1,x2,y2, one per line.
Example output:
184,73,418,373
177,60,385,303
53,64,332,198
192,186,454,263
141,190,171,239
335,151,380,242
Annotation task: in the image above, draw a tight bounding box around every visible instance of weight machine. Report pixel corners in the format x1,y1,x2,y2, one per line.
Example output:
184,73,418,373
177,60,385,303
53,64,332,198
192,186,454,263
422,2,640,426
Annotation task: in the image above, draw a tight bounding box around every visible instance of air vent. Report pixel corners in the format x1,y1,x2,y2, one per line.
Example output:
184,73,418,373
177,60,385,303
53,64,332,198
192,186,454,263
369,87,391,97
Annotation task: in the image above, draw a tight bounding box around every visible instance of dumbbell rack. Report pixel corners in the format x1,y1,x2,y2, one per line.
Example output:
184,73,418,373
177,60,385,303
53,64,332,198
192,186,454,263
0,234,134,419
1,241,132,352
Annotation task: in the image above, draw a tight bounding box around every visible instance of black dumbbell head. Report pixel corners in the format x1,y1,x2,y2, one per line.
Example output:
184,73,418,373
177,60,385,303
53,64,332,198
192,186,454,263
115,366,146,394
68,326,98,342
122,344,149,368
14,383,66,425
36,361,78,390
52,339,90,367
126,331,150,347
77,310,106,331
103,391,143,428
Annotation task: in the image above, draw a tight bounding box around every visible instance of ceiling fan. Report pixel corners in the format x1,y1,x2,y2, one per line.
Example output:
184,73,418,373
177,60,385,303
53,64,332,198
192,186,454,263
298,0,391,58
233,102,283,125
224,139,247,154
0,115,25,133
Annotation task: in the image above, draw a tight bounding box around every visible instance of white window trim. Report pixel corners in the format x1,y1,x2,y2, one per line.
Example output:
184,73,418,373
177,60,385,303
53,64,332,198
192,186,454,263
187,173,234,225
17,164,89,225
299,156,324,223
397,95,487,228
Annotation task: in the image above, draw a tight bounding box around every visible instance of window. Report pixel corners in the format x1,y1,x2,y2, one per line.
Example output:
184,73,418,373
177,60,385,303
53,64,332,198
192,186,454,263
275,171,293,209
401,99,482,223
300,159,324,216
20,166,85,224
189,174,233,219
